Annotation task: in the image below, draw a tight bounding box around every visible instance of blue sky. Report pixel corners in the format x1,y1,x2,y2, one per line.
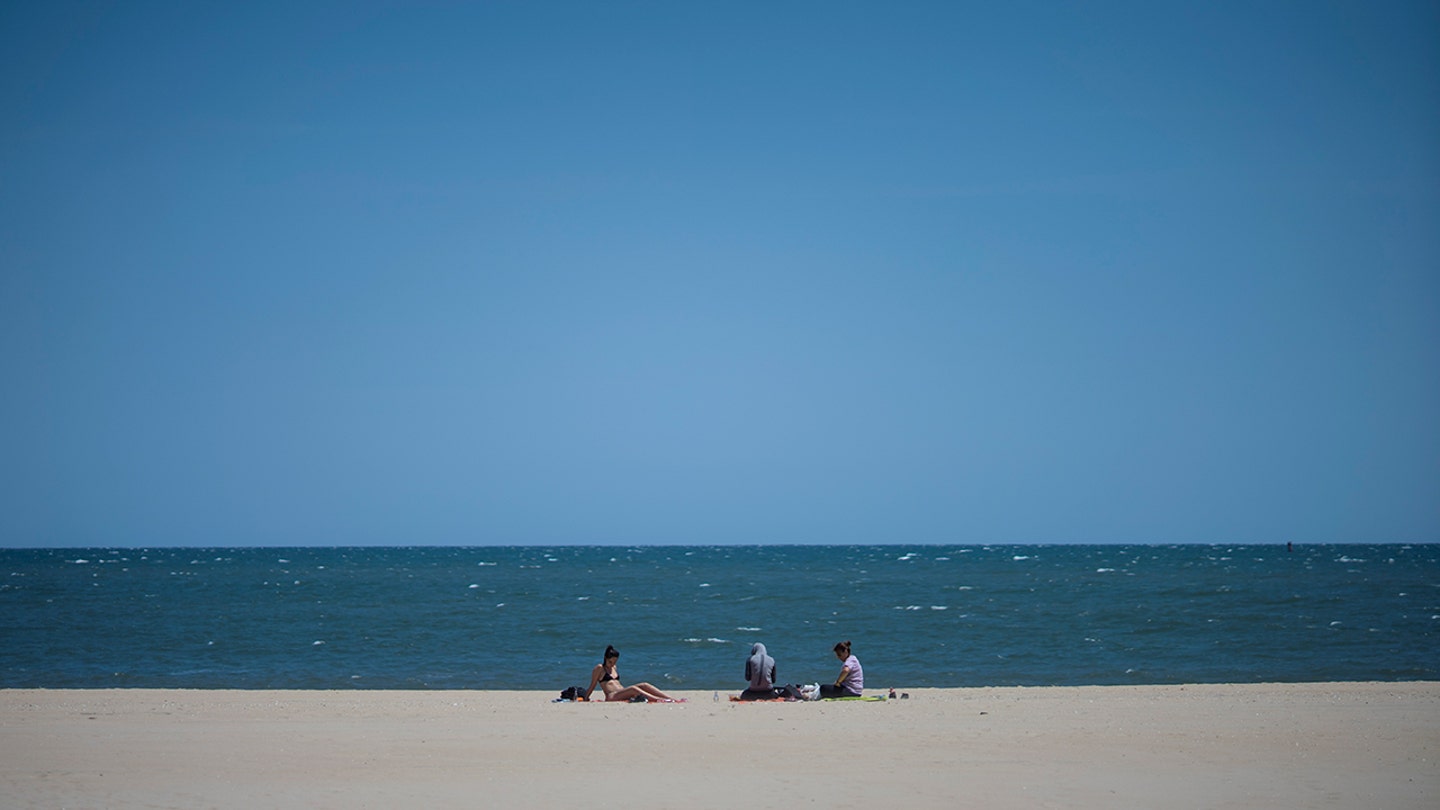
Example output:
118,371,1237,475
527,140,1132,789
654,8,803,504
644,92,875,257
2,1,1437,547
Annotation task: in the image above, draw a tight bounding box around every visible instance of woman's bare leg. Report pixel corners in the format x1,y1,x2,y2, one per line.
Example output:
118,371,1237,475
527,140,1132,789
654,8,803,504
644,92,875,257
604,683,682,702
631,682,682,702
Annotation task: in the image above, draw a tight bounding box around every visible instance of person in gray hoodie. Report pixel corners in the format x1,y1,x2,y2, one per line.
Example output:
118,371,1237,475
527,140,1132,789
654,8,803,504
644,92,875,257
739,642,780,700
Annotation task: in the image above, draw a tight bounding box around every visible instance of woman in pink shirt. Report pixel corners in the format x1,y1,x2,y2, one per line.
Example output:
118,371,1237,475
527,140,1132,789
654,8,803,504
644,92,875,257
818,640,863,698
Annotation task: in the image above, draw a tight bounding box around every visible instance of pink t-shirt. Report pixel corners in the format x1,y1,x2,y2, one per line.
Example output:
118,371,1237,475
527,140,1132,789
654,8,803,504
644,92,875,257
841,655,863,694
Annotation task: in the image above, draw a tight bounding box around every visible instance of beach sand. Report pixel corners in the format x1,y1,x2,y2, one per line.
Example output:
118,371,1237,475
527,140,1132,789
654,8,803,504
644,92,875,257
2,682,1435,809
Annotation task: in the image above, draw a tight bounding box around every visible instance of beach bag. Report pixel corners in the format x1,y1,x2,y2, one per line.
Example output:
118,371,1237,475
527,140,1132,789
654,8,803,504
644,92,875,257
559,686,587,701
776,684,806,701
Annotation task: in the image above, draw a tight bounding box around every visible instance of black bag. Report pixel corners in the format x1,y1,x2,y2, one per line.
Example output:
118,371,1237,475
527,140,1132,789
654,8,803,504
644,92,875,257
559,685,587,700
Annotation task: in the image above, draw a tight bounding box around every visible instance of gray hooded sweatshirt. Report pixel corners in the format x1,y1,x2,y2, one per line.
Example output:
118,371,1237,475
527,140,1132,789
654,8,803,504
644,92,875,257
745,643,776,690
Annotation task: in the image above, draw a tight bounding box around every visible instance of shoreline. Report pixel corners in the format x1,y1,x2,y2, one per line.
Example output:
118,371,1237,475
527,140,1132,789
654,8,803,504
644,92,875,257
3,682,1436,808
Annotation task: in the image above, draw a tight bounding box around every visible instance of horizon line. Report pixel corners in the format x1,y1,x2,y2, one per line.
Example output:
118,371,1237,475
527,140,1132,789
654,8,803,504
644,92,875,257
3,540,1433,551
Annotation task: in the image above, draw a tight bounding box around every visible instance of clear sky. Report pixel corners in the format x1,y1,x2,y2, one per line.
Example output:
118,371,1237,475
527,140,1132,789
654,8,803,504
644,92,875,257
2,1,1437,547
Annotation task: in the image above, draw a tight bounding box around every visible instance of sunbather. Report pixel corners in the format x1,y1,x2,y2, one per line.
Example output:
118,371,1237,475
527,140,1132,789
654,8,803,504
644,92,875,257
585,645,683,702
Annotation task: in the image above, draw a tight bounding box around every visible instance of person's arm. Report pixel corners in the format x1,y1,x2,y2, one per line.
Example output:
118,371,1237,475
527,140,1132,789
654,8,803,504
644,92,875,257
834,664,851,687
585,665,602,700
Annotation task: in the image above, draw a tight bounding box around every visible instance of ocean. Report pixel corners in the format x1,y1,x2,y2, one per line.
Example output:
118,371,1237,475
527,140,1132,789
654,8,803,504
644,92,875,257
2,544,1435,691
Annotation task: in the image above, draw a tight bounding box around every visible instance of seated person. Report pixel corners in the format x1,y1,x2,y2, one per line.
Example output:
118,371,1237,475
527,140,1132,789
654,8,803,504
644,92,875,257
585,645,682,702
818,640,863,698
739,642,780,700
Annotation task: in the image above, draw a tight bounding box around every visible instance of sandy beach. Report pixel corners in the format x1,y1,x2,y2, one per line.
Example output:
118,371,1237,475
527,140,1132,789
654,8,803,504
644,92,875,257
2,682,1435,809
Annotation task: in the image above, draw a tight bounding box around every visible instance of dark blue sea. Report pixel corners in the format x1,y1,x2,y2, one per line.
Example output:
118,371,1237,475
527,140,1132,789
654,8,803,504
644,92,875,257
2,544,1435,691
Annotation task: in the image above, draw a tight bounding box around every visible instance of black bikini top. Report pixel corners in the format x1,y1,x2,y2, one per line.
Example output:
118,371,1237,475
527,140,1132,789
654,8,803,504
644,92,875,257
598,669,617,683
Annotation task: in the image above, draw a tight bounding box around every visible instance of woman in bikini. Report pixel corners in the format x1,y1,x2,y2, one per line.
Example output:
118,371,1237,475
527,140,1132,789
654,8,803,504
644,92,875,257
585,645,683,702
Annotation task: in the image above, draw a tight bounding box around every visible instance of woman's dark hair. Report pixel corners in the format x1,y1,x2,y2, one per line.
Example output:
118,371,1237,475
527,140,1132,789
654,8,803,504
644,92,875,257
604,645,620,660
833,640,851,657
